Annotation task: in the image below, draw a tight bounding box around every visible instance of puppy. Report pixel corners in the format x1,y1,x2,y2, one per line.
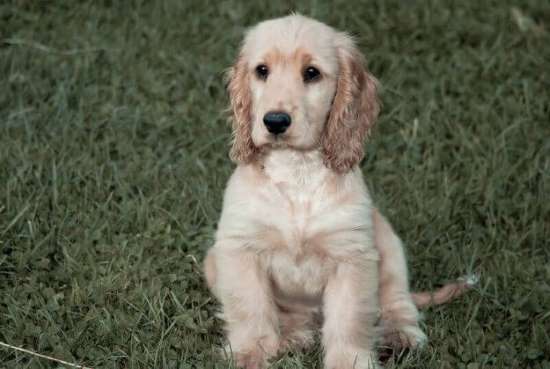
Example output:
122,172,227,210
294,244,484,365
204,14,473,369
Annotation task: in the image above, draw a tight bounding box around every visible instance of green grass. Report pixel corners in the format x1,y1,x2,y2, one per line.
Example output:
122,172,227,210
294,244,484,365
1,1,549,368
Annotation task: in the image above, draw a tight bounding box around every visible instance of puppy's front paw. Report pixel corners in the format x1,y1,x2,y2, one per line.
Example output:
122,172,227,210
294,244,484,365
325,349,380,369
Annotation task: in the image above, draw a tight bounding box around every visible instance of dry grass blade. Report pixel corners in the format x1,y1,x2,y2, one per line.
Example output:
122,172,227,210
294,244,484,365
0,341,93,369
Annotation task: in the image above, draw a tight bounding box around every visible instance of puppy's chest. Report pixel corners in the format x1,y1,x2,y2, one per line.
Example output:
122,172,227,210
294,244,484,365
257,152,335,247
246,152,371,301
259,182,336,302
258,172,333,255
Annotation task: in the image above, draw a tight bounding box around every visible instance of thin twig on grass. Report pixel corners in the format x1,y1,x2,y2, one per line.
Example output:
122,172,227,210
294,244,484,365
0,341,93,369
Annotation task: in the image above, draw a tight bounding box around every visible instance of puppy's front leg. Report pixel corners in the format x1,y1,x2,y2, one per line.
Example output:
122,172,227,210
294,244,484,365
215,247,279,369
322,259,380,369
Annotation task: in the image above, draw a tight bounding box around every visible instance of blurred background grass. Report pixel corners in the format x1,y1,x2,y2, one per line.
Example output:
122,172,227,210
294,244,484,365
0,0,549,368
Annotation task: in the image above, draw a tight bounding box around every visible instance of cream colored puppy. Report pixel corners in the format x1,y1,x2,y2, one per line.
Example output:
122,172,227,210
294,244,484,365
204,14,467,369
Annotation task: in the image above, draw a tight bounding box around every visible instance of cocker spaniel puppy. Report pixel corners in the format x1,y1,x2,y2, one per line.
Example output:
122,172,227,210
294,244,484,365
204,14,473,369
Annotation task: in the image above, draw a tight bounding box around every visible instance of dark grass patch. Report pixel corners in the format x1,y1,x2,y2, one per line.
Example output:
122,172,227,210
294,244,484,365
1,1,549,368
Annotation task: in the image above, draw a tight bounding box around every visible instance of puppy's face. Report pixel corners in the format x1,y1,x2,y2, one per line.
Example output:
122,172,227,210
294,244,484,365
244,23,339,151
228,15,380,172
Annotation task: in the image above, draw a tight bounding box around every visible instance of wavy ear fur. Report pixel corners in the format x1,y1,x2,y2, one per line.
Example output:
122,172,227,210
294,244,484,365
227,54,258,164
322,37,380,173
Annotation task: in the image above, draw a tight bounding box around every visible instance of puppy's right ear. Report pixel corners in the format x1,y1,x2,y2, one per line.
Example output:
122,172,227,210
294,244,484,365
226,54,257,164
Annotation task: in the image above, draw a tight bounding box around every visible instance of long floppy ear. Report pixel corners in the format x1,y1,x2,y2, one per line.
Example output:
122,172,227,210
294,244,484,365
321,36,380,173
226,54,258,164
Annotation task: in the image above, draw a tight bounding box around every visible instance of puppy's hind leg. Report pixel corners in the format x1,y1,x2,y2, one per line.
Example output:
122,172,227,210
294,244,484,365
373,209,427,349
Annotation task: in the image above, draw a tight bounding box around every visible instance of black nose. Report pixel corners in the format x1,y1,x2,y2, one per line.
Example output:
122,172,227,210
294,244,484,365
263,111,291,135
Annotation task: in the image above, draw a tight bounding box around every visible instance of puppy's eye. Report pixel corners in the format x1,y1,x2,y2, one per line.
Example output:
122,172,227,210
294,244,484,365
303,66,321,83
255,64,269,80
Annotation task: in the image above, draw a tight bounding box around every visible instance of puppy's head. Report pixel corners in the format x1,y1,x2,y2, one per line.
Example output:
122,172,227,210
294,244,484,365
227,14,379,173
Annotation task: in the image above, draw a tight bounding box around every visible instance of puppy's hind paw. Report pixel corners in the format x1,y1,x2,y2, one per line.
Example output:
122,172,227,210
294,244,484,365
382,323,427,350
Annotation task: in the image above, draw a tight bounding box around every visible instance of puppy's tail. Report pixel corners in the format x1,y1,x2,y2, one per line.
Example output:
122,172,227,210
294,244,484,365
412,274,478,308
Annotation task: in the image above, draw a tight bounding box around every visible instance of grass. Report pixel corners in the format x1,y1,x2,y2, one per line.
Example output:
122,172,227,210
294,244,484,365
0,0,549,368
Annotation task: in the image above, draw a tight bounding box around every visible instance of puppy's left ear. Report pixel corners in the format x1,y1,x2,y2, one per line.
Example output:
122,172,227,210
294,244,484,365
322,35,380,173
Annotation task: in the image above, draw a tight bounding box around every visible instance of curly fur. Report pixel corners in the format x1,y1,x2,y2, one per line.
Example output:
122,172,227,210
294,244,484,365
322,44,380,172
227,55,258,163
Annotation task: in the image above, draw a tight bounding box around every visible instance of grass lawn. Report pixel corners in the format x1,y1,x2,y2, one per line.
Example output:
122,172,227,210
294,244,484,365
1,1,549,368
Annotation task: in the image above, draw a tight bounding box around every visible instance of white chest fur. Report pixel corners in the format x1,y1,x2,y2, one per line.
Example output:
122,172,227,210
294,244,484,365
216,149,376,305
261,150,337,303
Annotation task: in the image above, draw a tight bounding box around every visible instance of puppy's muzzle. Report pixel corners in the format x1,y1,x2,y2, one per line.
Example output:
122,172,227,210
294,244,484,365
263,111,291,135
